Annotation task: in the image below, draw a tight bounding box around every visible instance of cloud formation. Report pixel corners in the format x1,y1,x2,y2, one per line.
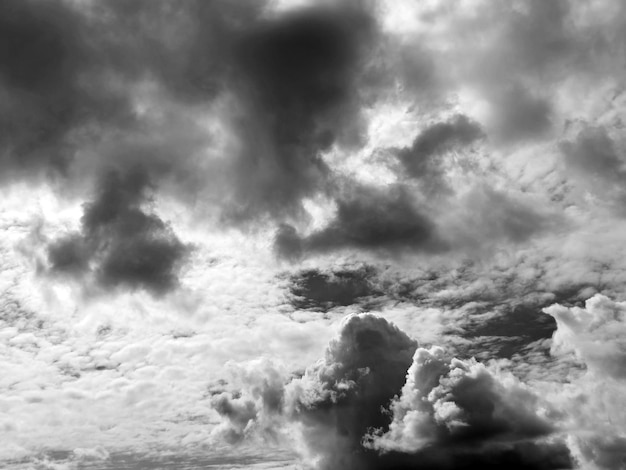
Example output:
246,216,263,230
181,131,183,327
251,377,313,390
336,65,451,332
545,295,626,469
215,314,573,470
47,168,190,294
395,114,483,189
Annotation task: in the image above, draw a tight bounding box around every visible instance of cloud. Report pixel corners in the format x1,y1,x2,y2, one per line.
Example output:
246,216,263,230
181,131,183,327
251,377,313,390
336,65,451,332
366,347,570,470
47,168,190,294
214,313,572,470
224,2,378,220
0,0,381,226
559,126,626,213
544,295,626,469
288,265,380,312
0,0,133,179
488,85,553,143
279,184,438,256
285,313,417,470
395,114,483,189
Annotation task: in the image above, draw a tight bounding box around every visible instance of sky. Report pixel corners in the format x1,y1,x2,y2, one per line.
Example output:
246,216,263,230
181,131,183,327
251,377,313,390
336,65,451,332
1,0,626,469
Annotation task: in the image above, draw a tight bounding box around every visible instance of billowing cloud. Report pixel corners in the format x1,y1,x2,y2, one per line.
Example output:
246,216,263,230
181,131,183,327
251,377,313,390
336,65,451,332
285,313,417,470
289,265,379,311
544,295,626,469
366,347,570,469
213,313,573,470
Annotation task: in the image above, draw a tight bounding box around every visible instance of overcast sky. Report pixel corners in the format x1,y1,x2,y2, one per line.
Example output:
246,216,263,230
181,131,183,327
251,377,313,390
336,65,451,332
1,0,626,469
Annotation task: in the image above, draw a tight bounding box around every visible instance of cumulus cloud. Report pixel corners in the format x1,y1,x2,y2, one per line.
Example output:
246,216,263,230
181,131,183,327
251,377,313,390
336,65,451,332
544,295,626,469
285,313,417,470
366,347,570,469
213,313,575,470
47,168,190,294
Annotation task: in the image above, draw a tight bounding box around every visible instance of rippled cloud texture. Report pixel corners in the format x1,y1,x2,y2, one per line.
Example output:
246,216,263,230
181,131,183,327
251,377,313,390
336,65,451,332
1,0,626,469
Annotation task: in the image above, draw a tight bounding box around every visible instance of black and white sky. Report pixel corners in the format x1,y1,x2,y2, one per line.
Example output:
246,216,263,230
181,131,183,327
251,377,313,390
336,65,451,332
1,0,626,469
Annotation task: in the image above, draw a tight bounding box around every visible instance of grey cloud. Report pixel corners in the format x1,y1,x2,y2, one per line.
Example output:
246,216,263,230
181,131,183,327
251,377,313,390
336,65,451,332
225,3,377,220
395,114,483,193
561,127,625,182
302,185,437,254
47,168,190,295
488,85,552,143
559,127,626,213
0,0,133,179
288,265,380,312
1,0,380,224
462,186,555,245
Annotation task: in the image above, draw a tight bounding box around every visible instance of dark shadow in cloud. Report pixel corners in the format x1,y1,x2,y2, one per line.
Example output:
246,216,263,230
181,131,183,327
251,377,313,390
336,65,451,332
47,168,190,295
396,114,483,190
300,185,437,254
289,266,381,312
227,4,376,220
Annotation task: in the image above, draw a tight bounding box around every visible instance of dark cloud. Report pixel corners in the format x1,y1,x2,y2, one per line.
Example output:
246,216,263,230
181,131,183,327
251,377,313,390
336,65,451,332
47,168,190,295
299,185,437,254
289,265,380,312
1,0,379,221
561,127,625,182
0,0,133,179
288,313,418,470
396,114,483,187
226,3,377,220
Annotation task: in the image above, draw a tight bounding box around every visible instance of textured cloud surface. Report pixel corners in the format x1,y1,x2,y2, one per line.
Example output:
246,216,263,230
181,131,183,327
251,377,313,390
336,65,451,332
2,0,626,469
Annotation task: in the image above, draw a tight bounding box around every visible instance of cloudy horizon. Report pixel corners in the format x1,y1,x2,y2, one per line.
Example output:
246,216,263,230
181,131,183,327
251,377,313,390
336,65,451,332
1,0,626,469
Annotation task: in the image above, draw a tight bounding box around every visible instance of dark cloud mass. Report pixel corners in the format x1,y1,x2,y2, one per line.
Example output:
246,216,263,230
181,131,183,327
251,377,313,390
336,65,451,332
47,168,189,294
396,114,483,184
299,185,437,255
227,3,376,219
289,265,380,311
